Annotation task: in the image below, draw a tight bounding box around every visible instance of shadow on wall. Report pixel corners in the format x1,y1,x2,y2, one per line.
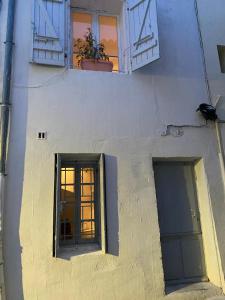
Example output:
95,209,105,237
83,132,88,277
3,11,29,296
105,155,119,256
4,85,27,300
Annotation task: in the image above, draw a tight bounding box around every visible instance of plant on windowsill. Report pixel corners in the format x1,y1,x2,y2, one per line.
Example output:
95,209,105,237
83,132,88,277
74,28,113,72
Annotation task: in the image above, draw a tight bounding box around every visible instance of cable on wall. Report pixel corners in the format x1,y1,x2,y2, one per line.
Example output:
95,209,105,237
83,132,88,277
13,68,68,89
161,122,207,137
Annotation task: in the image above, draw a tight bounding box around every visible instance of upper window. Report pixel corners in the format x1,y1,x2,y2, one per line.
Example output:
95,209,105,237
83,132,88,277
31,0,160,72
53,154,106,257
72,12,119,72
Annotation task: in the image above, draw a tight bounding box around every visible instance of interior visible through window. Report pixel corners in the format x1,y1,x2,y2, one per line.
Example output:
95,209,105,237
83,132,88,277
72,11,119,72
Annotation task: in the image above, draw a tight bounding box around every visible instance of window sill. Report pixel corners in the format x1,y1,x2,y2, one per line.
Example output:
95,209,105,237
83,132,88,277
56,243,103,259
165,282,223,299
69,68,130,76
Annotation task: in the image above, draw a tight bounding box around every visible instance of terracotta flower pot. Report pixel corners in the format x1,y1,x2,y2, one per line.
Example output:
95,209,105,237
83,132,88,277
80,59,113,72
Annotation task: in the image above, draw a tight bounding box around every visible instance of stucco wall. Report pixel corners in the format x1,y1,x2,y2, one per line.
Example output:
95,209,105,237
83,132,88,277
196,0,225,169
3,0,225,299
196,0,225,99
196,1,225,284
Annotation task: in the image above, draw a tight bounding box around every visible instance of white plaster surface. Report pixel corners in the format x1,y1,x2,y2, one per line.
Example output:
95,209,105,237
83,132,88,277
2,0,225,299
196,0,225,100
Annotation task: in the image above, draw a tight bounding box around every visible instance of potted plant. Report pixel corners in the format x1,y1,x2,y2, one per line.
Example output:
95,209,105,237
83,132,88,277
74,29,113,72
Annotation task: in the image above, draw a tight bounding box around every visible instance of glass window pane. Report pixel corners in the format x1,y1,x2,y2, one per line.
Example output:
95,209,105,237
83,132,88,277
72,12,92,40
81,202,95,220
61,185,75,202
99,16,118,57
61,169,66,184
59,162,98,244
72,12,92,68
73,54,79,69
81,185,94,201
60,204,75,241
61,168,74,184
109,56,119,72
81,168,94,183
65,168,74,184
80,221,95,240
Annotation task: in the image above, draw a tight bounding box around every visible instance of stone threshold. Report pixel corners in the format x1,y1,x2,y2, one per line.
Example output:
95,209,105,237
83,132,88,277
165,282,224,300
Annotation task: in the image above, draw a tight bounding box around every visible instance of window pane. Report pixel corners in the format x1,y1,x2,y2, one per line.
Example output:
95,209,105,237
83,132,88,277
81,202,95,220
109,56,119,72
99,15,119,71
59,163,98,245
73,54,79,69
60,203,75,241
61,167,74,184
81,185,94,202
81,221,95,240
66,168,74,184
61,185,75,202
61,168,66,184
99,16,118,56
72,12,92,68
81,168,94,183
72,12,92,40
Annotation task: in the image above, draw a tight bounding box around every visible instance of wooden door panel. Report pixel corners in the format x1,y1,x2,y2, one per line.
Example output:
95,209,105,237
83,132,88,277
154,162,206,284
161,239,183,281
182,235,206,278
154,163,201,235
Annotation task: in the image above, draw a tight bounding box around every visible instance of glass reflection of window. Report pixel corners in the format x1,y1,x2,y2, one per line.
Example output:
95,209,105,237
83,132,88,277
60,165,97,246
99,16,119,72
72,12,92,69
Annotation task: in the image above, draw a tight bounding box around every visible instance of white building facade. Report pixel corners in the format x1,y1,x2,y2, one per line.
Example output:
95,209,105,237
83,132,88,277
1,0,225,299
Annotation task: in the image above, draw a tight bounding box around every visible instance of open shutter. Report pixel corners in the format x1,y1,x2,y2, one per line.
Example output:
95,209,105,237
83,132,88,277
53,154,61,257
128,0,160,71
32,0,66,66
100,154,107,253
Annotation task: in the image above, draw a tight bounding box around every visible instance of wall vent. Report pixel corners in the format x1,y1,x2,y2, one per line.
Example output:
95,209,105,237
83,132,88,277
37,132,47,140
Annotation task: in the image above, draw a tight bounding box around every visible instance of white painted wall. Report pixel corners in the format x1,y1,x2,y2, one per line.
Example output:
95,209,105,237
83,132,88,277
196,0,225,100
196,0,225,284
3,0,225,299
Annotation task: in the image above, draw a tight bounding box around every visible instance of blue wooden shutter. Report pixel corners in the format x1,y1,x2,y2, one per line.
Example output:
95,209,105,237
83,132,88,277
32,0,66,66
128,0,160,71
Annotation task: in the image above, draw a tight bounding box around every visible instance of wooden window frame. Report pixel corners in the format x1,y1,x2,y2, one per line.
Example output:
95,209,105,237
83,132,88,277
53,153,107,257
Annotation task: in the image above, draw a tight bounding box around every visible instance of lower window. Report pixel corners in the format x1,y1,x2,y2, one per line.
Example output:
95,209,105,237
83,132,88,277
53,154,106,256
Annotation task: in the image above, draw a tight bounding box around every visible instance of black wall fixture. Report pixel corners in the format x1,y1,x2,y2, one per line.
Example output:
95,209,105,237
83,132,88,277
196,103,217,121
